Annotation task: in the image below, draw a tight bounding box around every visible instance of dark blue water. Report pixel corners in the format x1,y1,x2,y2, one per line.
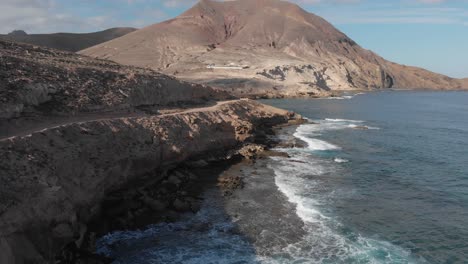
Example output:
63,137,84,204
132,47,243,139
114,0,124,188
262,91,468,263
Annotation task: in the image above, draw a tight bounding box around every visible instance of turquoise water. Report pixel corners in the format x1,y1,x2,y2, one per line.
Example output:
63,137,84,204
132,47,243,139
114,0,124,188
262,91,468,263
97,91,468,263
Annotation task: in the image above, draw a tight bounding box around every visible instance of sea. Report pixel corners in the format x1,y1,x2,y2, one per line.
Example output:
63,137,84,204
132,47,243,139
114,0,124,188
95,91,468,263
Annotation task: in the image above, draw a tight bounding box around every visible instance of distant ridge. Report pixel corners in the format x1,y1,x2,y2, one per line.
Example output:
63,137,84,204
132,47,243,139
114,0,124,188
81,0,468,97
0,27,137,52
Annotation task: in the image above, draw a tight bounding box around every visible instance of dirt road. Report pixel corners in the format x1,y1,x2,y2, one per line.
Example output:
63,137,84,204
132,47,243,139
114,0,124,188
0,100,243,142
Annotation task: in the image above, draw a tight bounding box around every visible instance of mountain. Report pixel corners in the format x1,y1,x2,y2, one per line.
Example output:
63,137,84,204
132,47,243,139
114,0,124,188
80,0,468,97
0,27,136,52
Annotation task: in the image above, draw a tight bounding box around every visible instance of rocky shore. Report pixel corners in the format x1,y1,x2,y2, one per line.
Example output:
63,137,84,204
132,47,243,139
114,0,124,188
0,37,306,264
92,124,308,263
0,99,303,263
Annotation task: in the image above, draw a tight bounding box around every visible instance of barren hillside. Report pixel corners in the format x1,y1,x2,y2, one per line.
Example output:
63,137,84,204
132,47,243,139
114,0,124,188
0,39,230,119
81,0,467,97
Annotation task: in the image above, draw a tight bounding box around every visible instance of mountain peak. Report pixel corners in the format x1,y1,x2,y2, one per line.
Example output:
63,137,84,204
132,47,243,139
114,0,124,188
8,30,27,36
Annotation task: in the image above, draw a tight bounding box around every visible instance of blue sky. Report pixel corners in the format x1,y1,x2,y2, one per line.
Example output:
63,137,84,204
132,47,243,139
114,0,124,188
1,0,467,78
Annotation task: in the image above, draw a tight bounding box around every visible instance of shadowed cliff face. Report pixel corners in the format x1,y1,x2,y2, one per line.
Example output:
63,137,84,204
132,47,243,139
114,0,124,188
80,0,467,97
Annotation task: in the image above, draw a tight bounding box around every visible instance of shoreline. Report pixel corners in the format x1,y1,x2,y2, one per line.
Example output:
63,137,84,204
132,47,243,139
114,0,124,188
70,112,307,263
94,123,309,262
250,88,468,101
0,99,305,263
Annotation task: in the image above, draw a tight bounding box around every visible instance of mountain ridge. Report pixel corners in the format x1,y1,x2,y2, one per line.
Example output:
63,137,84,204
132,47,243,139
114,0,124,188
0,27,136,52
80,0,467,97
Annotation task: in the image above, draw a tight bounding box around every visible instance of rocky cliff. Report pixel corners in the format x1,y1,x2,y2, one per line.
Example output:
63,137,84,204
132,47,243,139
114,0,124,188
0,99,299,263
81,0,467,97
0,38,303,263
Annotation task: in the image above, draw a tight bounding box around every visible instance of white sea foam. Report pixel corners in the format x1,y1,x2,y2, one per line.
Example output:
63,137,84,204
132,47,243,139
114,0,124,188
294,124,340,151
292,116,376,152
269,147,424,263
271,156,328,223
264,116,421,263
324,93,365,100
334,157,349,163
295,134,340,151
269,153,421,263
325,95,354,100
325,118,365,123
348,124,381,130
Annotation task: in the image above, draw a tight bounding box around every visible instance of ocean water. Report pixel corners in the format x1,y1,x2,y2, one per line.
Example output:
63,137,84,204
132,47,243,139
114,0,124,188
97,91,468,263
262,91,468,263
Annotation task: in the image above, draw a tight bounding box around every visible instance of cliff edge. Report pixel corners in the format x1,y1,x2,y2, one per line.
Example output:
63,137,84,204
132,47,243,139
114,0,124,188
0,99,298,263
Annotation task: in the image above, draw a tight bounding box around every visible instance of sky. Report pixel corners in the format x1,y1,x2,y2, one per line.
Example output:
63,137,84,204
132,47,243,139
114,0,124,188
1,0,467,78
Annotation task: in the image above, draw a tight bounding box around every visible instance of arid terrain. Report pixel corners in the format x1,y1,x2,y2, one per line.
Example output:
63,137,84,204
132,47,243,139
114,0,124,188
0,39,231,129
1,1,467,263
0,27,136,52
0,39,302,263
81,0,468,98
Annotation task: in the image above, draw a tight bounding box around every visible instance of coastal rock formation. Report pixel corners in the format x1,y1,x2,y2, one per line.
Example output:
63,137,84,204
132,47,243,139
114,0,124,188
81,0,467,97
0,38,303,263
0,27,136,52
0,99,298,263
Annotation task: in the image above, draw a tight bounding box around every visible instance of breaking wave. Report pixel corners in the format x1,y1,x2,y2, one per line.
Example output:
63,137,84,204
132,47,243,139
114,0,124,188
267,117,423,263
324,93,365,100
94,114,422,263
334,157,349,163
270,154,420,263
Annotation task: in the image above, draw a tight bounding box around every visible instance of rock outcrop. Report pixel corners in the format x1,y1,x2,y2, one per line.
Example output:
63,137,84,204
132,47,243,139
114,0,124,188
81,0,467,97
0,99,298,263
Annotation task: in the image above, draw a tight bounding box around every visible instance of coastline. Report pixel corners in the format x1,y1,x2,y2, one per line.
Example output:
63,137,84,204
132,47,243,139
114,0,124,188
94,124,309,263
251,94,468,263
0,99,304,263
1,32,466,263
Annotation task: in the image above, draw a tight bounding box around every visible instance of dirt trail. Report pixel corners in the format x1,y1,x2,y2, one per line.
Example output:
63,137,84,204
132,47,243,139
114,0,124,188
0,99,243,142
